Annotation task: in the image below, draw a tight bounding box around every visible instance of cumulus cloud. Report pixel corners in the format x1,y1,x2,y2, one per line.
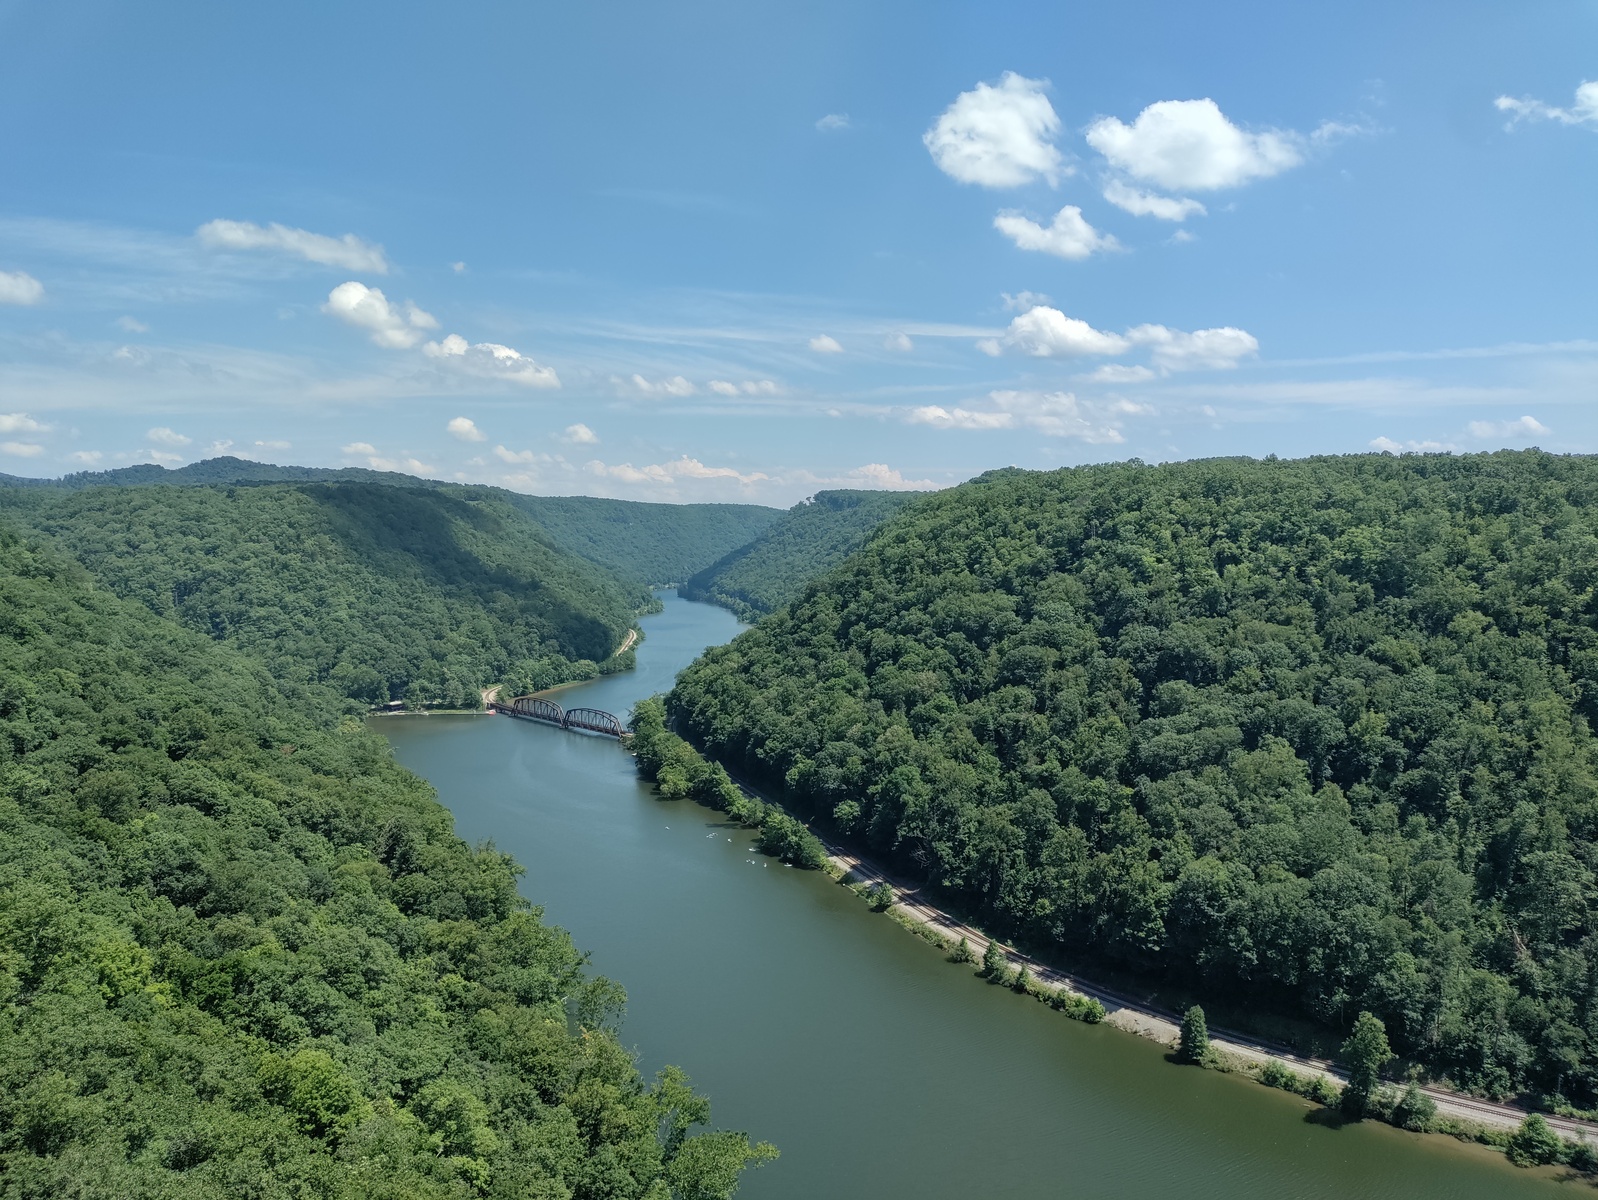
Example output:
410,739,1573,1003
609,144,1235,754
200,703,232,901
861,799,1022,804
147,426,191,447
342,442,379,456
628,374,696,396
1085,99,1303,191
1082,364,1157,383
1468,415,1548,439
451,261,467,273
816,113,851,131
340,441,433,474
980,305,1259,373
116,315,149,333
425,334,560,387
708,379,780,396
0,413,47,434
206,440,234,455
910,389,1148,442
197,219,390,273
1,441,43,457
981,305,1129,358
588,456,769,487
447,417,486,442
255,440,291,450
809,334,844,354
924,72,1066,187
68,450,103,464
1370,436,1457,454
1125,324,1259,371
493,445,545,465
562,423,598,445
1102,178,1207,221
1496,81,1598,129
324,282,437,349
841,464,938,490
993,205,1120,260
0,269,44,306
883,332,915,352
1001,290,1050,311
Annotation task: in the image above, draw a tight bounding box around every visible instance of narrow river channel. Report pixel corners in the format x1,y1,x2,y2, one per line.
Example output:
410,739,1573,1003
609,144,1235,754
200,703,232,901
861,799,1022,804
381,591,1573,1199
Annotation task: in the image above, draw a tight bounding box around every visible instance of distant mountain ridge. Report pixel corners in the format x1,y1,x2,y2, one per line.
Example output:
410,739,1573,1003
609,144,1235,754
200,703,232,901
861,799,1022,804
0,456,783,587
680,489,919,620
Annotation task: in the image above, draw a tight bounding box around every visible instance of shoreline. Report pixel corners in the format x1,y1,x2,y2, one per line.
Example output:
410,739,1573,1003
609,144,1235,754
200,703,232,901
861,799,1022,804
712,765,1598,1148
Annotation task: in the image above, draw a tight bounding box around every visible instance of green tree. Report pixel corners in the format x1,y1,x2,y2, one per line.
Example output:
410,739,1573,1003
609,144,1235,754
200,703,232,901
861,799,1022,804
982,941,1008,980
1340,1011,1394,1117
866,880,896,910
950,936,976,964
1392,1082,1436,1131
1506,1113,1566,1167
1178,1006,1210,1064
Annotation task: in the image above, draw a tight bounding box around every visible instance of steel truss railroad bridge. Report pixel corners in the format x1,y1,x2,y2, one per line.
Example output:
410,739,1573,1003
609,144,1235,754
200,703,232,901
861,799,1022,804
491,694,625,738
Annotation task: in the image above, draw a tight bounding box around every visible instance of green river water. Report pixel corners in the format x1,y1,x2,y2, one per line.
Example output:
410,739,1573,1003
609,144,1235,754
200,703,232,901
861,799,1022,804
381,591,1576,1199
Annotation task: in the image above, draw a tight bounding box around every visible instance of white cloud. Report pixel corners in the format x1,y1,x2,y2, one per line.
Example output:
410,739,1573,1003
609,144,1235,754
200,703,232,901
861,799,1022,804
1495,81,1598,129
588,455,770,488
883,332,914,352
1082,364,1157,383
909,389,1147,443
255,439,291,450
425,334,560,387
1102,178,1207,221
0,269,44,306
1001,291,1051,312
324,281,437,349
628,373,696,396
1468,415,1548,439
115,315,149,333
924,72,1066,188
0,413,47,434
342,441,379,456
562,423,598,445
1168,229,1197,245
993,205,1120,260
708,379,779,396
148,451,184,465
68,450,103,464
816,113,851,131
909,405,1015,431
447,416,486,442
451,261,467,273
986,305,1130,358
1,441,43,457
809,334,844,354
340,441,434,474
837,463,938,491
196,219,389,273
1370,436,1457,454
1085,99,1303,191
206,440,234,455
147,426,191,447
1126,324,1259,371
494,445,545,464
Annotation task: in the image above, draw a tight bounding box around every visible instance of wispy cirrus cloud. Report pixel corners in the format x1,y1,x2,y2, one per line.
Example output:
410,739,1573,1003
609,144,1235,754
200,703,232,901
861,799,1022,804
197,219,390,273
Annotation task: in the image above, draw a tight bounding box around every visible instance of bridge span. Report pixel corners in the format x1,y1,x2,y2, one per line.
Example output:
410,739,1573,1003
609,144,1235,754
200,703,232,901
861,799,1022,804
491,694,625,738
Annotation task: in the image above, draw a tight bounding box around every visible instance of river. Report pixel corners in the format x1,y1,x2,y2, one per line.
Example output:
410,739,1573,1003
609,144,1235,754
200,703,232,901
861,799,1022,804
381,591,1571,1198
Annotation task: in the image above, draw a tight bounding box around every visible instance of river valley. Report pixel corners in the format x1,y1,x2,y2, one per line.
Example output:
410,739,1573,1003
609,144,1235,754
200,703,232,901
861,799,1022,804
382,592,1574,1199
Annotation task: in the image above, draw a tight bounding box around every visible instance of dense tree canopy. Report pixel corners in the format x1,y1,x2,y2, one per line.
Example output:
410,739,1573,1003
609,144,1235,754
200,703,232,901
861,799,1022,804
0,522,772,1196
669,452,1598,1102
680,490,914,620
0,483,649,707
0,457,783,591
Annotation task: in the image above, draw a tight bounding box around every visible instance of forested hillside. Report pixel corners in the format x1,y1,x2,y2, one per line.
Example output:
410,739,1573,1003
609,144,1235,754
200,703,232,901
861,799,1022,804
500,495,781,588
670,452,1598,1103
0,524,772,1196
0,457,782,590
679,490,915,620
0,483,647,707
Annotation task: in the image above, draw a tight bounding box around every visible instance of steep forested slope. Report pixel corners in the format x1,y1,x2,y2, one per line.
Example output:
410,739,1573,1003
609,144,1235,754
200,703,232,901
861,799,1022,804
679,491,915,620
0,483,648,707
0,457,782,590
501,495,781,588
0,525,771,1196
670,452,1598,1102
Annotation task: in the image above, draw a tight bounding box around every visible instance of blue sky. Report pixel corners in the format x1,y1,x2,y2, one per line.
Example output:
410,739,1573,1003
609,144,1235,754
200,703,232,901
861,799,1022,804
0,0,1592,504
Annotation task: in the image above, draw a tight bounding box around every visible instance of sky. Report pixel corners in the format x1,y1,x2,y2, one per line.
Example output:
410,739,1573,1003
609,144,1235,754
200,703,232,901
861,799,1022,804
0,0,1592,505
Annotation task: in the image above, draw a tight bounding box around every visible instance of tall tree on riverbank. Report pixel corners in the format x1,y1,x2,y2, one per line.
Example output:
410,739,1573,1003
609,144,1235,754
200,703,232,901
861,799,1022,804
1178,1006,1211,1064
1340,1011,1395,1117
